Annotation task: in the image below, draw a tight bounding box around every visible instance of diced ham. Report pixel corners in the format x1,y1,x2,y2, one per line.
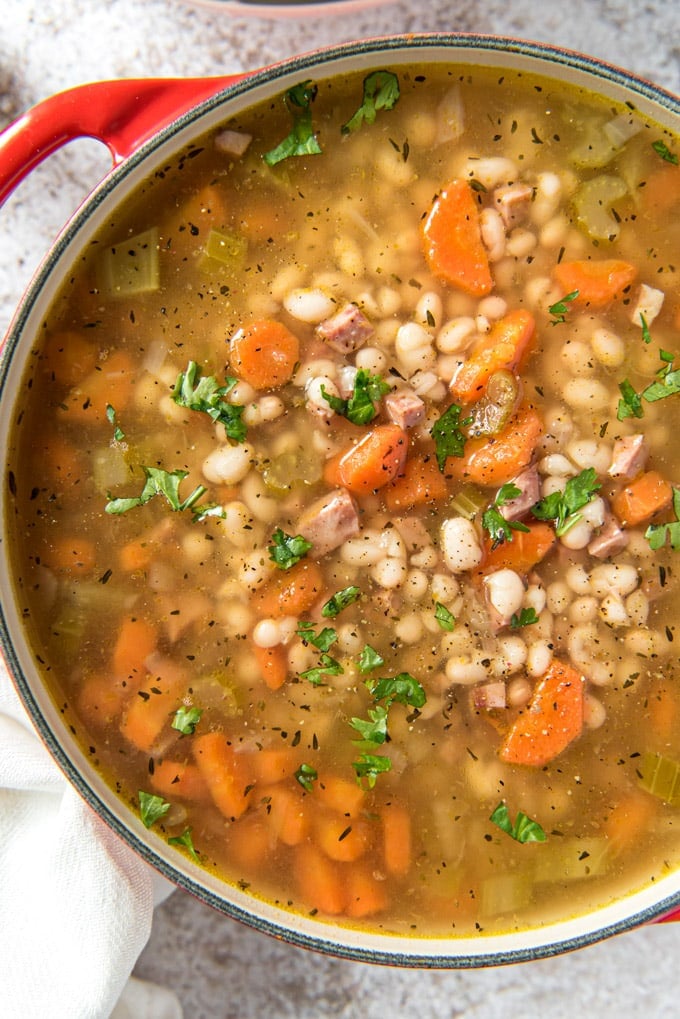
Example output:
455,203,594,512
214,129,253,158
588,513,629,560
608,434,648,480
498,465,540,520
493,183,534,229
473,681,506,711
315,303,374,354
296,488,360,556
384,389,426,430
629,283,665,328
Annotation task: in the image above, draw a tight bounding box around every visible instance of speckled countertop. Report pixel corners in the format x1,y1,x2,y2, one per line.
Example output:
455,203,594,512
2,2,680,1016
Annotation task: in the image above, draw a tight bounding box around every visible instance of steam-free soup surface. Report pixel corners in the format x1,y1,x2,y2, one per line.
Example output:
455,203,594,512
8,63,680,936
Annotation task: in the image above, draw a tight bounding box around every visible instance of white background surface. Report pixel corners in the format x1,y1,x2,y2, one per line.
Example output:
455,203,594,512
2,1,680,1016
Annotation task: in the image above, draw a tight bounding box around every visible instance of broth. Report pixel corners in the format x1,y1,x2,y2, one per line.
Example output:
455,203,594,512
6,62,680,937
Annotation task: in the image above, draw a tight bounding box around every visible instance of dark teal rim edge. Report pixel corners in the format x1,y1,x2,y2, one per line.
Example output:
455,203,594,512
2,32,680,968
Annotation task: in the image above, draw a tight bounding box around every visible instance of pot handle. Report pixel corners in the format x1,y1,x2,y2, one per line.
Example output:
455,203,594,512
0,75,248,206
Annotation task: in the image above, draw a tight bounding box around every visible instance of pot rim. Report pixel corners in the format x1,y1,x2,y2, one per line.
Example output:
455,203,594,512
2,32,680,967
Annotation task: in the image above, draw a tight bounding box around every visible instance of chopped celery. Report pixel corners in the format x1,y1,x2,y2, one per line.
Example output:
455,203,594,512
449,485,487,520
93,444,130,493
573,175,628,243
465,370,518,438
480,872,531,917
99,227,160,296
198,228,247,275
534,838,610,882
189,671,242,717
638,751,680,806
261,448,322,494
569,122,619,169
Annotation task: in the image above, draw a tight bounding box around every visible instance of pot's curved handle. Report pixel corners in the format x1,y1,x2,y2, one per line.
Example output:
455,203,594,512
0,75,248,207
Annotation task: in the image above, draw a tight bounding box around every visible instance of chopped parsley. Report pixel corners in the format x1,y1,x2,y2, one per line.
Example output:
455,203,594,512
352,753,392,789
299,653,344,686
618,350,680,421
294,763,318,793
172,361,246,442
263,81,322,166
341,70,400,135
652,139,678,165
510,607,539,629
367,672,426,710
617,378,645,420
640,313,652,344
531,467,601,537
321,369,391,425
645,487,680,551
171,705,202,736
548,289,579,325
167,827,200,862
106,403,125,441
321,585,361,618
296,621,338,651
482,482,531,549
105,466,208,516
431,402,466,471
434,602,456,631
268,528,312,569
349,704,389,747
139,791,170,829
489,802,546,844
357,644,384,672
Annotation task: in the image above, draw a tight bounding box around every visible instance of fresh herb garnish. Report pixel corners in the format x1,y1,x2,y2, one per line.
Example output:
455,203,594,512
321,369,391,425
489,802,546,844
357,644,384,673
167,827,200,861
640,313,652,344
548,289,579,325
171,705,202,735
294,763,318,793
645,487,680,551
172,361,246,442
367,672,426,710
105,466,208,516
531,467,601,537
353,753,392,789
434,602,456,631
299,653,344,686
139,791,170,829
617,378,645,420
482,483,531,549
263,81,322,166
510,607,539,629
349,705,389,747
431,402,466,471
618,350,680,421
321,585,361,618
296,621,338,652
268,528,312,569
652,139,678,165
341,70,400,135
106,403,125,441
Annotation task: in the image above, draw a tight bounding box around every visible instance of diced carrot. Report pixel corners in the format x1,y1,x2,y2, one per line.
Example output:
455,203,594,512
229,319,300,390
647,679,678,742
381,801,412,877
41,435,84,494
611,469,673,527
163,183,229,258
314,812,372,863
193,731,254,820
254,560,325,619
477,521,556,577
57,350,135,425
228,814,271,871
344,865,389,918
120,659,186,753
384,452,448,511
422,179,493,296
42,330,97,386
118,538,153,573
641,163,680,217
293,842,346,915
330,424,409,495
553,259,637,308
603,791,656,853
444,404,543,487
499,658,585,767
77,673,129,730
112,616,157,679
260,783,311,847
314,775,366,818
250,747,299,785
150,759,212,804
449,310,535,404
252,642,289,691
42,535,97,574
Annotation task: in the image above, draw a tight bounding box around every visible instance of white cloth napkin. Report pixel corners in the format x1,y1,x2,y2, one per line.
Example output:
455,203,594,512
0,660,181,1019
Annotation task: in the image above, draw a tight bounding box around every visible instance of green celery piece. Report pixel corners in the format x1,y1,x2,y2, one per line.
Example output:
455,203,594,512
100,227,160,296
639,751,680,806
199,228,247,275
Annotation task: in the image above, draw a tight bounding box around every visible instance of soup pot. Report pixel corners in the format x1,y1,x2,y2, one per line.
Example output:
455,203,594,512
1,34,680,967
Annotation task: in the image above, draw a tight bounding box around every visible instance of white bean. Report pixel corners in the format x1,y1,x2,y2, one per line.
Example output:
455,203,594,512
591,327,625,368
539,213,570,248
494,635,527,675
436,317,477,354
202,442,254,486
526,640,553,678
415,291,444,328
484,569,525,620
524,584,547,616
221,501,260,550
505,228,537,258
395,321,436,373
599,593,630,628
440,517,484,572
584,693,606,729
341,530,384,566
477,295,508,321
539,453,576,477
566,439,611,475
480,208,506,261
283,287,336,323
371,556,407,589
355,346,387,374
404,569,429,601
252,618,283,649
445,653,490,685
560,340,594,376
559,518,593,550
431,572,460,604
305,376,337,419
530,171,562,226
507,675,532,707
589,563,639,598
562,378,610,412
546,581,571,615
566,564,591,595
394,613,424,644
625,588,649,626
568,596,598,624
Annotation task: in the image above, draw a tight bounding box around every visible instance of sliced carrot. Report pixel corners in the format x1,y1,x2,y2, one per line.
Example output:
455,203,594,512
444,404,543,487
150,759,212,804
250,747,299,785
553,259,637,308
611,469,673,527
641,163,680,217
293,842,346,915
227,813,271,871
449,310,535,404
41,435,84,494
193,731,254,820
254,560,325,618
57,350,135,425
252,643,288,691
314,774,366,818
477,521,556,577
344,865,389,918
330,424,409,495
647,679,678,742
42,535,97,574
120,659,186,753
229,319,299,390
118,538,153,573
77,673,129,730
422,178,493,296
314,812,372,863
112,616,157,679
384,451,448,511
381,801,412,877
42,330,97,387
603,791,656,853
499,658,585,767
260,783,311,847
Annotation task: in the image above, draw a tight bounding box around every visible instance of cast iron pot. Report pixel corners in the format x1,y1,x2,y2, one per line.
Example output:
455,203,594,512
1,34,679,967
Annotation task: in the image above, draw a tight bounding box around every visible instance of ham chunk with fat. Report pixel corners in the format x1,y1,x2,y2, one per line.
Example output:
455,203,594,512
296,488,360,556
315,303,374,354
608,434,648,480
384,389,426,430
493,183,534,228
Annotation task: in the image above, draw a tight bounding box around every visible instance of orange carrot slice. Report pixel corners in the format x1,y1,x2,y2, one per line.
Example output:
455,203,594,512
120,659,185,753
150,759,212,804
384,452,448,511
293,842,346,915
331,424,409,495
112,617,157,679
553,259,637,308
344,866,389,918
500,659,585,767
477,521,556,577
252,643,289,691
422,179,493,296
57,350,134,424
381,801,412,877
229,319,299,389
254,560,325,618
315,812,372,863
445,404,543,487
611,469,673,527
193,731,254,820
449,309,535,403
